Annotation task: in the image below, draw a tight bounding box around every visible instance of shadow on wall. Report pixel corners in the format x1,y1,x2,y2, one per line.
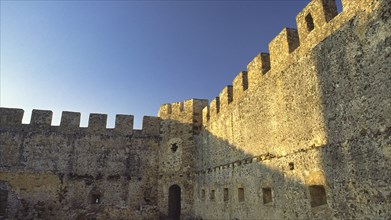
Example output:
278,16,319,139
192,1,391,219
0,1,389,219
314,0,391,218
194,129,333,220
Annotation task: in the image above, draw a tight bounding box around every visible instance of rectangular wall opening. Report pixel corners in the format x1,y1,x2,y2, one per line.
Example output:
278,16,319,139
309,185,327,207
262,187,272,204
210,189,215,201
201,189,205,200
223,188,229,201
305,13,315,32
0,190,8,216
91,193,101,204
238,188,244,202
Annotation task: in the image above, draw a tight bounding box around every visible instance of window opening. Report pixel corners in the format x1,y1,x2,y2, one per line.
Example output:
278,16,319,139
223,188,229,201
171,143,178,153
305,13,315,32
262,187,272,204
210,190,215,201
289,162,295,170
309,185,327,207
238,188,244,202
91,193,101,204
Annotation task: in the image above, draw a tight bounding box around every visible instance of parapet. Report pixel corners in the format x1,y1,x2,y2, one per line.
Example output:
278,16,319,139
296,0,338,42
142,116,160,136
172,101,184,115
158,99,208,123
201,72,248,124
247,53,270,90
0,108,24,125
114,114,134,135
268,28,299,70
88,113,108,132
219,86,233,112
233,71,248,101
60,111,81,130
158,104,172,119
31,109,53,126
209,97,220,121
0,107,138,135
87,113,135,134
202,106,210,126
200,0,376,127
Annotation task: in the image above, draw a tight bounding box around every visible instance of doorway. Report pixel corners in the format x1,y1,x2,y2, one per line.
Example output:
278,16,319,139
168,184,181,220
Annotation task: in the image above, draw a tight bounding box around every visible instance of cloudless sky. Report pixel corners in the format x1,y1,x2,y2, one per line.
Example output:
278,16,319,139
0,0,343,129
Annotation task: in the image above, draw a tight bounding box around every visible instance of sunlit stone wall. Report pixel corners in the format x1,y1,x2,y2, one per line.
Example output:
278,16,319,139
194,0,391,219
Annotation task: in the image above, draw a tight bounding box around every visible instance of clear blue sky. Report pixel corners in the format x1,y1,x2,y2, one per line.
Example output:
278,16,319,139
0,0,342,129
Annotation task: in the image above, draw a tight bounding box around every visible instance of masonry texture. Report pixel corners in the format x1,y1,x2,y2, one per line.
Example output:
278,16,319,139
1,0,390,219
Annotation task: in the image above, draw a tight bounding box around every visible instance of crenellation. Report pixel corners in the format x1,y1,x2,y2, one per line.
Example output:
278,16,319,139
1,0,389,219
183,98,207,114
321,0,339,21
268,28,299,70
247,53,270,90
209,97,220,120
158,103,172,119
296,0,338,42
219,86,233,112
114,114,134,135
30,109,53,126
142,116,160,136
199,0,369,128
194,0,389,218
88,113,108,132
158,99,208,125
0,107,24,126
184,99,208,130
202,106,210,125
232,71,248,101
188,99,209,116
171,102,184,115
183,99,194,112
60,111,81,130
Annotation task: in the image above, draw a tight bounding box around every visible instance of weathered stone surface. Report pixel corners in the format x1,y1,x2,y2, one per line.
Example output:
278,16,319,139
0,118,160,219
195,0,391,219
0,0,390,219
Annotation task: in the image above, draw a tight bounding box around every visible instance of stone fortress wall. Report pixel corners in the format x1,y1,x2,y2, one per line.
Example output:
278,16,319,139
1,0,390,219
0,109,161,219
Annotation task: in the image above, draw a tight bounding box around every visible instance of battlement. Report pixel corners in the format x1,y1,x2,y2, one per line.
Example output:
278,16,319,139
0,0,388,219
209,97,220,121
0,107,158,136
247,53,270,90
233,71,248,101
200,0,374,126
268,27,300,70
0,108,24,125
158,99,208,123
296,0,338,43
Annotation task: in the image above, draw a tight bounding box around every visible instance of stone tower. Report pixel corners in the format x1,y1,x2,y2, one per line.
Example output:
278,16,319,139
157,99,208,219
